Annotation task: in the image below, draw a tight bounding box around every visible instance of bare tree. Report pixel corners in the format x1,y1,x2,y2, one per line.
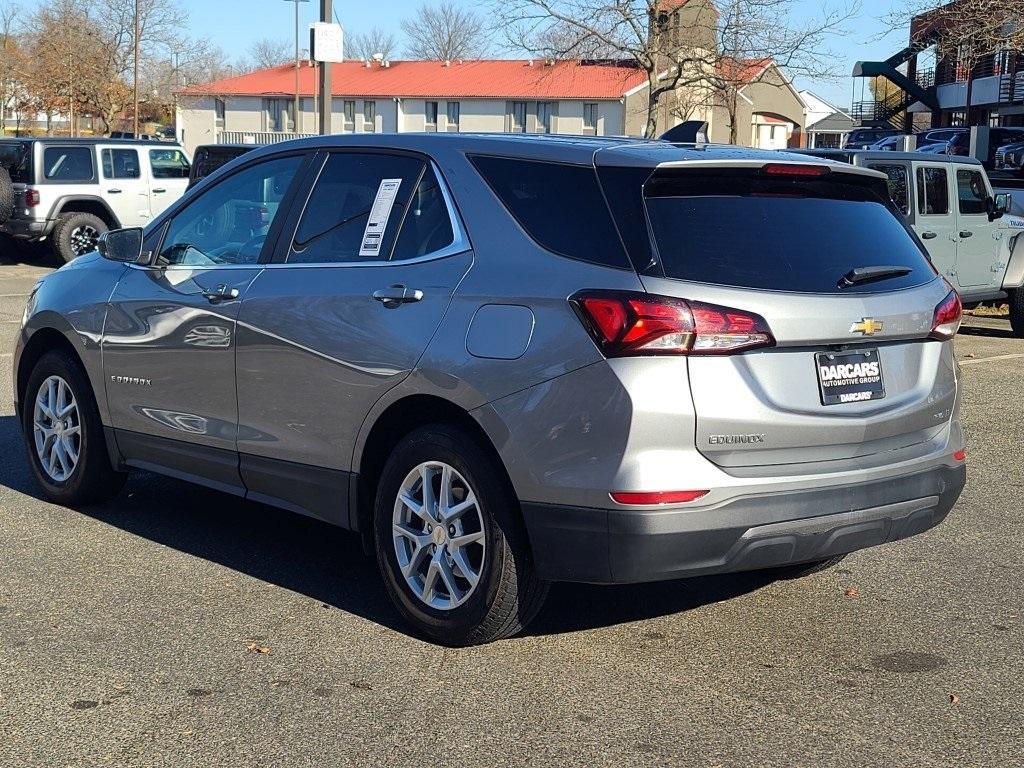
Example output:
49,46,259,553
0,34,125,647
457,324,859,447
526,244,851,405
241,37,292,70
0,1,21,129
493,0,856,138
401,1,488,60
350,26,399,61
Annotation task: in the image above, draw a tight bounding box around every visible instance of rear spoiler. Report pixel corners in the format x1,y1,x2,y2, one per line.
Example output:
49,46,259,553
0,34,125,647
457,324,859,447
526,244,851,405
659,121,708,144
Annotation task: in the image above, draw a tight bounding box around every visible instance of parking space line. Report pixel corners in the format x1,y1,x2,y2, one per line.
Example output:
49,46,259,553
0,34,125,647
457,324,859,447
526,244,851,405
0,293,30,297
960,353,1024,366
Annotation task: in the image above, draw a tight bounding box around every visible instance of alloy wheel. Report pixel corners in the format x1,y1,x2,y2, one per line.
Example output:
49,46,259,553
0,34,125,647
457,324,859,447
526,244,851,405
392,461,486,610
69,225,100,256
33,375,81,482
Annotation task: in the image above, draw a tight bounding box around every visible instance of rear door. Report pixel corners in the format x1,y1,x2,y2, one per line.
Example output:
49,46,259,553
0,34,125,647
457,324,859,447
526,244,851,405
97,144,151,227
911,162,958,280
951,164,999,290
146,147,191,216
234,150,472,524
603,161,956,471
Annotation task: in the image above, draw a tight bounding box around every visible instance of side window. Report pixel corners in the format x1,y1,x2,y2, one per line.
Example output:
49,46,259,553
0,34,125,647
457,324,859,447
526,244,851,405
956,169,987,215
916,167,949,216
101,148,140,180
43,146,95,182
288,152,424,264
157,154,303,267
149,149,190,179
392,166,456,261
470,155,630,269
869,164,910,215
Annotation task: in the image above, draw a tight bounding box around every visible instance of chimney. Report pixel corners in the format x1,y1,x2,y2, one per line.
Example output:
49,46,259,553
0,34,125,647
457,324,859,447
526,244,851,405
383,60,390,68
364,59,371,68
527,59,533,67
444,59,450,67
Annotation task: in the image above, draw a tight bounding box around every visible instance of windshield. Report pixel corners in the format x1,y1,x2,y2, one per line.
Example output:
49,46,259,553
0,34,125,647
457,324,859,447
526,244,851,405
637,171,936,294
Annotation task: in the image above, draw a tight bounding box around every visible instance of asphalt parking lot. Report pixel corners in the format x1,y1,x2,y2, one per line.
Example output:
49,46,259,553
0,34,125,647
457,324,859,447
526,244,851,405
0,250,1021,768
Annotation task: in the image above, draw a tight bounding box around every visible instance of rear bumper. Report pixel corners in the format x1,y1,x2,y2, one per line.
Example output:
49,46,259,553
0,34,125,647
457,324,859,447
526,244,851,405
521,463,966,583
1,217,49,240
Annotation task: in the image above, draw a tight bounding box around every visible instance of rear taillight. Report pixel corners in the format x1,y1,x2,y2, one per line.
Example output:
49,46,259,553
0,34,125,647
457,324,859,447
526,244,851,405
24,188,40,207
930,290,962,339
570,291,774,356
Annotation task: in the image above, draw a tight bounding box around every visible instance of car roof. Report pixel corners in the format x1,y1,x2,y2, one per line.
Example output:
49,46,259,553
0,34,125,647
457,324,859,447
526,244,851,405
794,148,984,165
0,137,182,148
231,132,842,169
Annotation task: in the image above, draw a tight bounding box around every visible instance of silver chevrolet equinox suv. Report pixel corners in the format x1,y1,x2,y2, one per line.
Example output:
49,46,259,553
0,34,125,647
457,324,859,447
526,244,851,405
14,134,967,645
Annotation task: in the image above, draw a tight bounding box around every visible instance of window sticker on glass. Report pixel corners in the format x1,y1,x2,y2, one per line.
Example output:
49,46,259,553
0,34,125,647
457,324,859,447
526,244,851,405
359,178,403,257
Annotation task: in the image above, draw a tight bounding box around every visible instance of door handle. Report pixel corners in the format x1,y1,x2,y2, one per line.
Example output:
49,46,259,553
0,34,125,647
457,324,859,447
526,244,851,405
201,284,239,303
153,188,167,194
372,285,424,308
959,230,973,238
108,188,122,194
921,231,937,239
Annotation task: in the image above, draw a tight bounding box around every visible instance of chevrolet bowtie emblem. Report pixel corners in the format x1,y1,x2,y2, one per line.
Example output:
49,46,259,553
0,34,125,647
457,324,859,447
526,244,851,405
851,318,884,336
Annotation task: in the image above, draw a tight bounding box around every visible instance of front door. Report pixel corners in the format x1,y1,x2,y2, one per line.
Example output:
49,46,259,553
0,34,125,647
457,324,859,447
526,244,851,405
234,151,472,524
145,147,192,218
912,163,958,281
102,152,306,491
97,145,151,227
952,165,999,290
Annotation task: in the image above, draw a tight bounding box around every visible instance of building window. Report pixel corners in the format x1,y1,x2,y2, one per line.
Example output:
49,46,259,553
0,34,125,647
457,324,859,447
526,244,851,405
446,101,460,132
214,98,225,130
509,101,527,133
263,98,293,132
363,100,376,132
425,101,438,131
343,100,355,132
583,103,598,135
536,101,557,133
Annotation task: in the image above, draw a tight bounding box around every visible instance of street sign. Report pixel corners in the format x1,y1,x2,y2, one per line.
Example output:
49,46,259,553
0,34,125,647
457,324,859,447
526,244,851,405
310,22,344,63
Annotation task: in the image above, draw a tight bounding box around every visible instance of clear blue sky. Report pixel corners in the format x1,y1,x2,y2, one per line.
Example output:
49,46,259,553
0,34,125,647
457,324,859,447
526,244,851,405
180,0,908,110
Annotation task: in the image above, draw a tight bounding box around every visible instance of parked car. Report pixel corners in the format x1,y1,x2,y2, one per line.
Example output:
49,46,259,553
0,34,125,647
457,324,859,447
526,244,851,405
995,140,1024,173
15,135,967,645
0,138,191,262
108,131,162,141
843,127,902,149
947,127,1024,168
866,135,908,151
915,128,964,148
916,141,955,154
187,144,257,190
794,148,1023,335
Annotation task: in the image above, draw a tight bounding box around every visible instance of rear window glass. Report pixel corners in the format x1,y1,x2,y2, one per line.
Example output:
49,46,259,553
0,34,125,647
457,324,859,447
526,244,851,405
43,146,94,181
469,155,629,269
0,141,32,183
641,172,935,294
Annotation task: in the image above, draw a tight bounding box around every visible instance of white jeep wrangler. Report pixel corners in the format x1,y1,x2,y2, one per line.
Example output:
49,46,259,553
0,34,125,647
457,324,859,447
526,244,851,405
0,138,190,262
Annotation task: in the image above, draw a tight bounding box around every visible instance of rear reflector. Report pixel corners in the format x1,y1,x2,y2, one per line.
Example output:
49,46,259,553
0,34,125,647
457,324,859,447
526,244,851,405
953,448,966,462
571,290,774,356
610,490,709,505
761,163,830,177
930,290,962,339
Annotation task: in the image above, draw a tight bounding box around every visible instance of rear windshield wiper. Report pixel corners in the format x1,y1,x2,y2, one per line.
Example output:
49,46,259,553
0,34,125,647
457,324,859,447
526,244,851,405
837,265,913,289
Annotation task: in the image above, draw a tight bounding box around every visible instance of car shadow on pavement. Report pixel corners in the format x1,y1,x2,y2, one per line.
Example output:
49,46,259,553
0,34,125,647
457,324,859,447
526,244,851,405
958,323,1017,339
0,241,61,269
0,413,773,641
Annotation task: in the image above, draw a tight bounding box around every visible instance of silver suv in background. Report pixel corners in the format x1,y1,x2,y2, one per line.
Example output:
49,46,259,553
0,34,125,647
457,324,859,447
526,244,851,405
0,138,191,262
15,135,966,645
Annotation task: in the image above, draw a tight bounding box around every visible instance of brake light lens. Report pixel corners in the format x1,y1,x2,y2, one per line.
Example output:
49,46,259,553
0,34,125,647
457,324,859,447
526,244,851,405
610,490,709,505
930,290,962,339
571,291,774,356
24,188,40,207
953,448,966,462
761,163,830,177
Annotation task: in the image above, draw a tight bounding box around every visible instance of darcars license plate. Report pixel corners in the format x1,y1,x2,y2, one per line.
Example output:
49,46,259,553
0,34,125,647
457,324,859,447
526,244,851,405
815,349,885,405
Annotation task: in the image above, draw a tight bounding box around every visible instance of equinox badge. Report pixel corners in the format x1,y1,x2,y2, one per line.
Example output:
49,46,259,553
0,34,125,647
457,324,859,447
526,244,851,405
850,318,884,336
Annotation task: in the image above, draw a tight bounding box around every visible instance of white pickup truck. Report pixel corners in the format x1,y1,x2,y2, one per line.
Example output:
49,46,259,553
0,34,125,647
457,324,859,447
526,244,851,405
796,149,1024,337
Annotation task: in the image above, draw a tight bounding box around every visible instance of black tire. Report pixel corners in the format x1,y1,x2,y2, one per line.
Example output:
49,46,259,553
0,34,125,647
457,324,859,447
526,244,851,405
22,349,127,506
51,211,108,263
373,424,548,646
0,166,13,224
1009,288,1024,339
767,554,847,580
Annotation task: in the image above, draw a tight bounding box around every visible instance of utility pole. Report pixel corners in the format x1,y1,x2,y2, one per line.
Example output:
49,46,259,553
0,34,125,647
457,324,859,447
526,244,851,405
133,0,140,137
319,0,332,135
284,0,310,133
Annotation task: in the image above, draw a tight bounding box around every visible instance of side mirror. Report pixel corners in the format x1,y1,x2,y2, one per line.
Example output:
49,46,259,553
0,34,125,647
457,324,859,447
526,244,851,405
97,227,148,264
989,192,1012,221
